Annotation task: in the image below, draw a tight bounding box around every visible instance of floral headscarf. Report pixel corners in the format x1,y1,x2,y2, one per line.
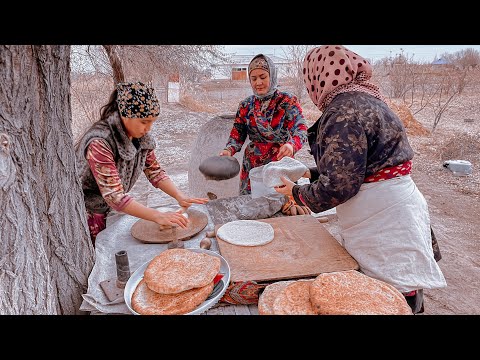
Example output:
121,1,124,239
303,45,385,112
116,81,160,118
248,54,278,99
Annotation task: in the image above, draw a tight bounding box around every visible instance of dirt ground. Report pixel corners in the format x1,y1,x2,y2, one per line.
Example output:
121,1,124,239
128,101,480,315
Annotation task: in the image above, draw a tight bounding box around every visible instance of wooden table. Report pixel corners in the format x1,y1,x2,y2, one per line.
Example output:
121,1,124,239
80,198,348,316
203,197,353,315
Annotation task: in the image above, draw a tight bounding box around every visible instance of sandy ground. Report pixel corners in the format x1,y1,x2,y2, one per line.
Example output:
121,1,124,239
128,102,480,315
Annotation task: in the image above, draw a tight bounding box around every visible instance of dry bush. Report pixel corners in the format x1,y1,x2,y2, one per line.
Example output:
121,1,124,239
385,99,430,136
439,133,480,164
71,74,113,141
179,94,218,113
300,100,321,125
180,80,247,114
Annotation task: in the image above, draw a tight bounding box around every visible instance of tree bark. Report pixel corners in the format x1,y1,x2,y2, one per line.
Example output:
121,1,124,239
103,45,125,84
0,45,95,314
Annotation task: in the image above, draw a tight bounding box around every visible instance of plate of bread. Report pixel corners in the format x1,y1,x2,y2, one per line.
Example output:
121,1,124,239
124,248,230,315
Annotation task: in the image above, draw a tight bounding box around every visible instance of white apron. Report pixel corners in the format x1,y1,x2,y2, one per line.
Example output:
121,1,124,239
336,175,447,293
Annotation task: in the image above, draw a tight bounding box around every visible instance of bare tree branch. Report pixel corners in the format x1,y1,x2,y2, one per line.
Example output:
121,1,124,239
102,45,125,83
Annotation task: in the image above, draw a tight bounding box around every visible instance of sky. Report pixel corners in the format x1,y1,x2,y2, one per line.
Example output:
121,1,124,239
223,45,480,63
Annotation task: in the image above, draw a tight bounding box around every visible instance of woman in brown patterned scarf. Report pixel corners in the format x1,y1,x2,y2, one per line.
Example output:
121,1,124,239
219,54,308,195
274,45,446,314
75,82,208,245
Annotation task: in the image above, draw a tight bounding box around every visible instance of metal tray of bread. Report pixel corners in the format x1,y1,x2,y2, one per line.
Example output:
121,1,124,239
124,248,230,315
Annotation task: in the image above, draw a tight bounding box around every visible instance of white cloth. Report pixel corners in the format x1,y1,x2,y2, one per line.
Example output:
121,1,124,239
336,175,447,293
262,157,308,187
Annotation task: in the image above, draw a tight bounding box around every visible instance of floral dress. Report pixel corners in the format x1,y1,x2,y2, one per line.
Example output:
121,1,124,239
225,90,308,194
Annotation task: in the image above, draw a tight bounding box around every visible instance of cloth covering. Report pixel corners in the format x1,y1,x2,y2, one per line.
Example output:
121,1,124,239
336,175,447,293
220,281,267,305
262,156,308,187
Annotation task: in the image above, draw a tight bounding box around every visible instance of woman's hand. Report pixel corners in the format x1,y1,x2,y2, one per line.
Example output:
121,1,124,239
274,176,295,196
302,169,311,179
176,196,209,208
276,143,294,161
219,149,232,157
153,210,189,229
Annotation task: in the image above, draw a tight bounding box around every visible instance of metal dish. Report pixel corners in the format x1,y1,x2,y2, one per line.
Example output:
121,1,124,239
124,248,230,315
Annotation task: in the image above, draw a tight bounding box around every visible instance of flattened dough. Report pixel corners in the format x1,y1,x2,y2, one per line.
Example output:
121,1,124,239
217,220,274,246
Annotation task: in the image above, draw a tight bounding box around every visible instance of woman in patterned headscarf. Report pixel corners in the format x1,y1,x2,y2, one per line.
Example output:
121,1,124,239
274,45,446,314
75,81,208,245
219,54,308,195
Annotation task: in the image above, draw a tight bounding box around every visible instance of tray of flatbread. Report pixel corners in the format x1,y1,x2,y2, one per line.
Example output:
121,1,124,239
124,248,230,315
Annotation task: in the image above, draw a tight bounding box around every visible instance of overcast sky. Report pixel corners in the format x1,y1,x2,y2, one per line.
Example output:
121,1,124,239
223,45,480,63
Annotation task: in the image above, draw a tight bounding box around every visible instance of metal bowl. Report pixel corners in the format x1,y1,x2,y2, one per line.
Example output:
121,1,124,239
199,155,240,180
124,248,230,315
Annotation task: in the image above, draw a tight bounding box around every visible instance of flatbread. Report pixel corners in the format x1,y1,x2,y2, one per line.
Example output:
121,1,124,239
272,280,316,315
309,270,413,315
258,280,295,315
217,220,274,247
143,248,221,294
131,279,214,315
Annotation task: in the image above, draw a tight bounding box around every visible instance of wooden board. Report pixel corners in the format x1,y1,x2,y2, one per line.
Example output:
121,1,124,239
216,215,358,283
131,208,208,244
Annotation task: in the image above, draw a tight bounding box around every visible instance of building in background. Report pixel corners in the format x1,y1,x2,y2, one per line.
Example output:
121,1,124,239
210,54,291,80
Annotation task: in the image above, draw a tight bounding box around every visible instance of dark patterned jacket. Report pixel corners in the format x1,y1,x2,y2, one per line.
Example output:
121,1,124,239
75,112,156,214
293,91,414,213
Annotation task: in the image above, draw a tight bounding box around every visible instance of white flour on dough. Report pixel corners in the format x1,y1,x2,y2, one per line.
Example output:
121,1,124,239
217,220,274,246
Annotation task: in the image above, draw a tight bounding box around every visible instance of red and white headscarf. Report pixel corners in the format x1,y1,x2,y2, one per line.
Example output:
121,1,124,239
303,45,385,112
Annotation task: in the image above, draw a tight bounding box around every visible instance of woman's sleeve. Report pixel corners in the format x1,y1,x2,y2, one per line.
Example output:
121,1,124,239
225,102,248,155
144,149,170,188
292,111,368,213
285,96,308,153
86,139,133,211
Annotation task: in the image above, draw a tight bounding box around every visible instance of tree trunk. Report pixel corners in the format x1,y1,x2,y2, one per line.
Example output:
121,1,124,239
103,45,125,84
0,45,95,314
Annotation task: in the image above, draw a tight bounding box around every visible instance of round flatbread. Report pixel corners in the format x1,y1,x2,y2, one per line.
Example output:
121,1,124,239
309,270,413,315
272,280,316,315
258,280,295,315
132,279,214,315
217,220,274,247
144,248,221,294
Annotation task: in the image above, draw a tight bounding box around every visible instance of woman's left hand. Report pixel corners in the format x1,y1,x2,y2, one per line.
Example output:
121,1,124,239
274,176,295,196
276,143,294,161
176,196,209,208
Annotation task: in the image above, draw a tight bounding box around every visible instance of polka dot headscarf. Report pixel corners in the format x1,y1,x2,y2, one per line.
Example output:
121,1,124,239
116,81,160,118
303,45,385,112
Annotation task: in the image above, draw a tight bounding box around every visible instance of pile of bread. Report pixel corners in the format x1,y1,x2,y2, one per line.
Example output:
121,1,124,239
258,270,413,315
131,249,221,315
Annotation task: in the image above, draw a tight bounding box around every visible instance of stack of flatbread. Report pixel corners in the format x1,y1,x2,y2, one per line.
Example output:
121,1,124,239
131,249,221,315
258,270,413,315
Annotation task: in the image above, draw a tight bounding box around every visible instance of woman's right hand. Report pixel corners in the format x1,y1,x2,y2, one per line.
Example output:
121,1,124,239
153,210,189,229
218,149,232,157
